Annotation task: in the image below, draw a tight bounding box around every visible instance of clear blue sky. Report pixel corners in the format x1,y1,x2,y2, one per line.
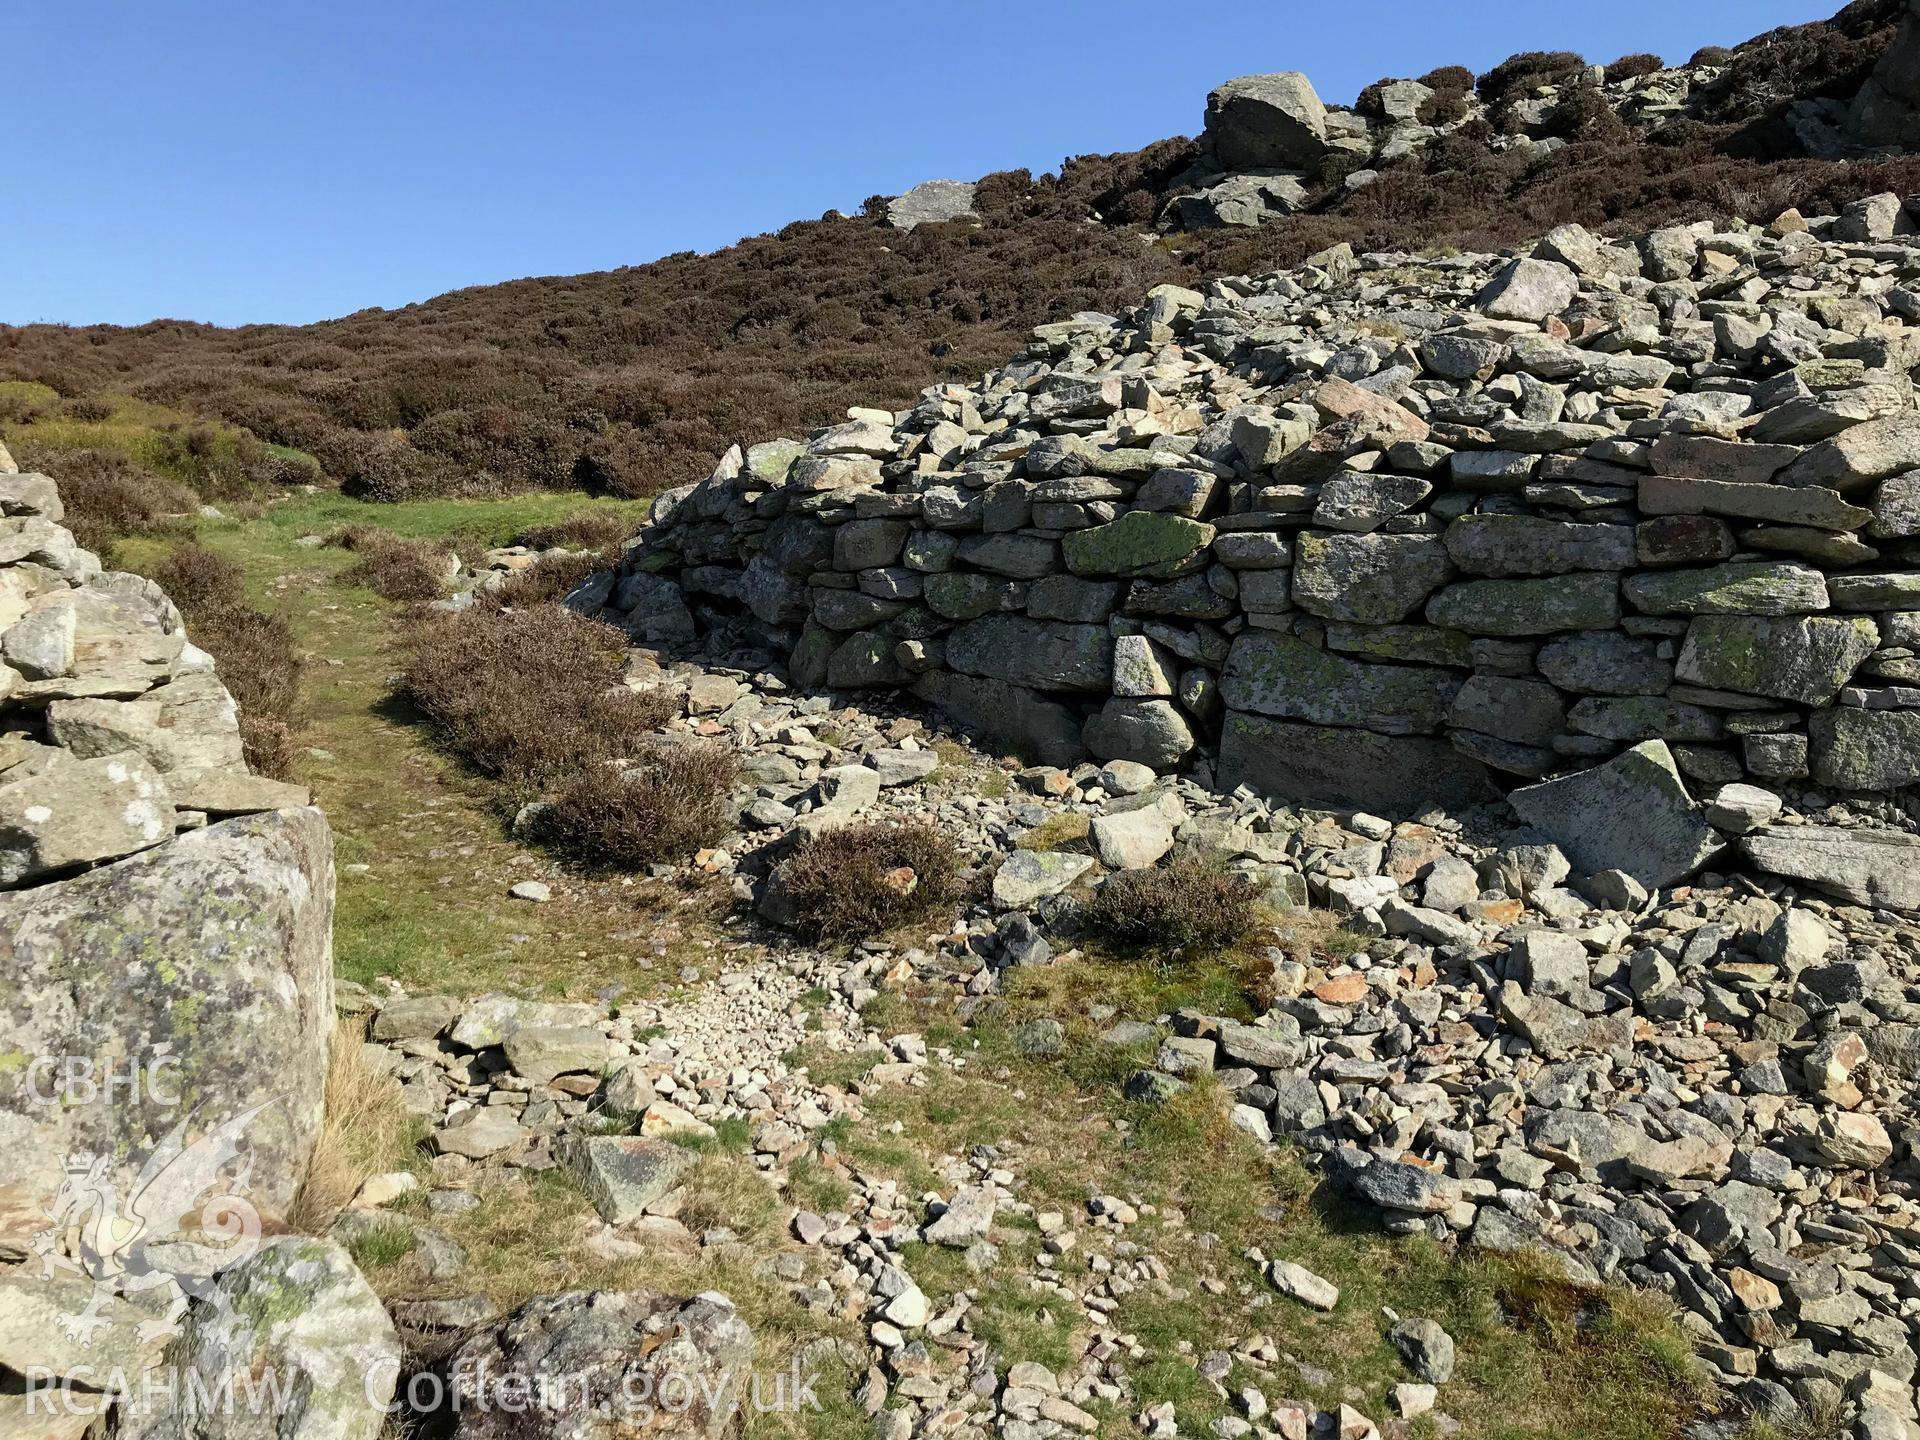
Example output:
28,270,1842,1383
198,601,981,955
5,0,1833,328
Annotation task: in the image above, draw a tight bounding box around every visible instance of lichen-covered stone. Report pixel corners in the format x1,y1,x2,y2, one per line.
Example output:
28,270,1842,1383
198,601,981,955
1623,562,1829,617
440,1289,753,1440
1810,708,1920,791
945,616,1112,691
1221,632,1462,735
1426,574,1621,635
0,753,177,885
1443,514,1634,577
0,808,334,1254
1674,614,1879,704
1509,740,1722,888
124,1238,397,1440
1292,531,1454,623
1062,511,1214,578
1217,712,1494,812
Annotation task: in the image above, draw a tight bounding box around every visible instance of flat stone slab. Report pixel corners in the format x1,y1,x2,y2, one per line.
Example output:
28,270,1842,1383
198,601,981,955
1743,825,1920,910
1217,711,1495,813
1508,740,1723,889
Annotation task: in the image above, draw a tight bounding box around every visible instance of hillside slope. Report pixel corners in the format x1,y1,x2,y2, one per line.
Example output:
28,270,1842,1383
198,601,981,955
0,0,1913,512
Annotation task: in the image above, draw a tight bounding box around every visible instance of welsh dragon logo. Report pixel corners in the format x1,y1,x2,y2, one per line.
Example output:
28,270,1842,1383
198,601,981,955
31,1099,280,1347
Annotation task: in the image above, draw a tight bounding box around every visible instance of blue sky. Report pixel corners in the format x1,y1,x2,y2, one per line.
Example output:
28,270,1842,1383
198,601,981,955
6,0,1833,328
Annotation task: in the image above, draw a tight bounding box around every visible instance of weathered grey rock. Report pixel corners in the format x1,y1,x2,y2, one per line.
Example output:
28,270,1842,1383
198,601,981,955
1623,562,1828,616
1706,783,1782,834
1475,258,1577,322
945,616,1112,692
1673,614,1878,704
1444,515,1634,577
1389,1318,1456,1385
1312,472,1432,533
1508,741,1722,888
1810,707,1920,790
1091,792,1185,870
1426,574,1621,635
1218,712,1494,813
451,995,598,1050
0,808,332,1252
1638,473,1872,532
1221,632,1461,735
1291,531,1454,623
1536,632,1671,695
912,671,1085,768
1083,697,1196,768
1449,675,1566,747
432,1107,525,1159
125,1238,397,1440
1204,72,1329,170
1062,511,1214,578
564,1136,696,1226
992,850,1096,908
885,180,978,230
502,1025,613,1085
0,753,176,885
1783,415,1920,492
440,1289,753,1440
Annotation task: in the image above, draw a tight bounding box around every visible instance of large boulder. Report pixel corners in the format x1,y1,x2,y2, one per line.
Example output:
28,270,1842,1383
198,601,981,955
1217,712,1495,813
434,1290,754,1440
1508,741,1722,889
1220,632,1461,736
912,671,1086,768
885,180,978,230
1851,0,1920,147
124,1238,398,1440
0,808,335,1254
1203,73,1330,170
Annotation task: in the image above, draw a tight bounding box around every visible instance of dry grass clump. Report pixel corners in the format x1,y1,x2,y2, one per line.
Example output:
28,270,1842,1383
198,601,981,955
774,822,963,941
514,510,636,552
327,523,453,602
288,1018,417,1234
1085,853,1262,955
400,604,678,795
529,743,739,869
150,543,303,777
493,550,606,608
16,443,197,555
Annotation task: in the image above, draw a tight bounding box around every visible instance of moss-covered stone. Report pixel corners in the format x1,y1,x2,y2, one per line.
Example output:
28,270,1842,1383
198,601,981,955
1425,573,1621,635
1624,561,1830,616
1220,632,1462,735
1675,614,1879,704
1062,510,1214,578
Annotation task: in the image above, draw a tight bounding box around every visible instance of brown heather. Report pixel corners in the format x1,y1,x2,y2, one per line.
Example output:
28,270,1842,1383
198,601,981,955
0,5,1907,507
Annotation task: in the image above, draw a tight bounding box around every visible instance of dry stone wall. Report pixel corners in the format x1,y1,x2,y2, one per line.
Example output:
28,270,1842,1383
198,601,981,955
596,201,1920,843
0,460,334,1247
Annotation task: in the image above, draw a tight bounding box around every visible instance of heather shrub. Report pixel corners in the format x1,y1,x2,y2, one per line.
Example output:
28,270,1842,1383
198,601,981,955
774,822,962,941
1476,50,1587,105
513,510,636,552
327,524,453,602
400,604,678,795
62,394,116,422
1085,854,1262,955
13,443,197,554
1605,53,1666,83
149,543,303,778
531,743,738,868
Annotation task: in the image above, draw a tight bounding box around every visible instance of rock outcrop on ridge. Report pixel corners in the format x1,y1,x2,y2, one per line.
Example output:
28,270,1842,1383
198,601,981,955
593,197,1920,897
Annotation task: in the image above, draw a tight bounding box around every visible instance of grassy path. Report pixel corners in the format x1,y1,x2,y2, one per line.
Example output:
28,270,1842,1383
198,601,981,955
123,490,681,998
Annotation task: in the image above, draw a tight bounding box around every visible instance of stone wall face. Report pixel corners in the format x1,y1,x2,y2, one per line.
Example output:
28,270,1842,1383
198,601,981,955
0,462,334,1245
596,205,1920,816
